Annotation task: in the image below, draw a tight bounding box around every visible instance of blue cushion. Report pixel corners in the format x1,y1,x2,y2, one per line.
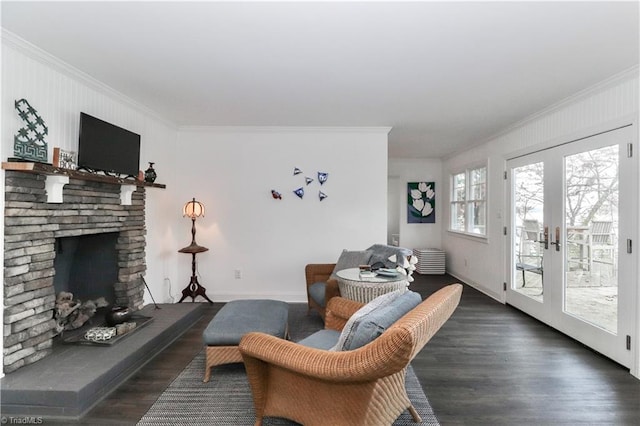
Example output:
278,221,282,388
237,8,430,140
331,290,405,351
309,250,372,307
203,299,289,346
297,329,341,350
342,291,422,351
308,282,327,307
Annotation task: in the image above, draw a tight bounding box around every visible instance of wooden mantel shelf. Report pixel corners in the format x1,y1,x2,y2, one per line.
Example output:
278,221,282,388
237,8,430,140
3,161,165,205
2,161,166,189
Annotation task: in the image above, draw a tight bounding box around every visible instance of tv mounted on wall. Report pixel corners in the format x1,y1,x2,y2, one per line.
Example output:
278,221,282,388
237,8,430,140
78,112,141,178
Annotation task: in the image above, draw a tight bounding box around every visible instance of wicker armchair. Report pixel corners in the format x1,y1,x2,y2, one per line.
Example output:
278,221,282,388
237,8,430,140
305,246,414,320
239,284,463,426
305,263,340,319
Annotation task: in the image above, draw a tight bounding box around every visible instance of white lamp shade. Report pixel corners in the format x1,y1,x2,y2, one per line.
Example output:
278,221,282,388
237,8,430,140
183,198,205,219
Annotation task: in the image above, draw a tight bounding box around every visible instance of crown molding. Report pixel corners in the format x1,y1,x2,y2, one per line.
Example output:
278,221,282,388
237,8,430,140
1,29,392,137
443,65,639,160
1,29,177,129
177,125,392,134
497,65,639,136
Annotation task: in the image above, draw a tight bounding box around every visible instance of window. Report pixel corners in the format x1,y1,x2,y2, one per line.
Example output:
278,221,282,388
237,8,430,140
450,165,487,236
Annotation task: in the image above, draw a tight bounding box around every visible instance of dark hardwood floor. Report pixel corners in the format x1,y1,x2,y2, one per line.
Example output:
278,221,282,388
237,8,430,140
63,274,639,425
410,274,640,426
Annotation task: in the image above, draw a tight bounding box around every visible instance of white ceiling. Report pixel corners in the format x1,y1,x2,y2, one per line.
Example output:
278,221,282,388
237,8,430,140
2,1,638,158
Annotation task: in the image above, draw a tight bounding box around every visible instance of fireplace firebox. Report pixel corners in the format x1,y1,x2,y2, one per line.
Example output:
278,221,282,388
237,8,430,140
53,233,119,305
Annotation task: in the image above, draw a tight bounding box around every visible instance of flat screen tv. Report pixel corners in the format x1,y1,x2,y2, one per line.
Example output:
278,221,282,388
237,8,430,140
78,112,141,177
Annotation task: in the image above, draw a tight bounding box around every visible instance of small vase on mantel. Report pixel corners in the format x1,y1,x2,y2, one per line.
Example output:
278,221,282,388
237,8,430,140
144,162,157,183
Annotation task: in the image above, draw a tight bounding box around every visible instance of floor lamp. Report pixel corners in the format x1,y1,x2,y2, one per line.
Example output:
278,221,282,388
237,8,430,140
178,198,213,303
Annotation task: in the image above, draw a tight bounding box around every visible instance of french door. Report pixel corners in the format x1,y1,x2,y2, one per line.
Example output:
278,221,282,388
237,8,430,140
506,125,636,367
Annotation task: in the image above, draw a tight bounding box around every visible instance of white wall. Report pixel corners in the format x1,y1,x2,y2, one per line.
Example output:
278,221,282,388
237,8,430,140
388,158,442,251
1,31,391,307
442,67,639,375
0,32,390,376
170,127,389,302
1,32,178,306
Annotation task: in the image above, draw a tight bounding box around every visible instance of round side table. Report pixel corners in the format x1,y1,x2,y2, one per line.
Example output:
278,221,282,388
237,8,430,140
335,268,408,303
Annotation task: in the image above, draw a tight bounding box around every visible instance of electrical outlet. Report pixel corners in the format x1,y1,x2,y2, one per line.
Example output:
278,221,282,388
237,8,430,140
234,269,242,279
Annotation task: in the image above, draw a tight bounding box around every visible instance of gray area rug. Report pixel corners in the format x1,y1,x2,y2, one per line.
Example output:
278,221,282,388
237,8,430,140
138,303,439,425
137,351,439,426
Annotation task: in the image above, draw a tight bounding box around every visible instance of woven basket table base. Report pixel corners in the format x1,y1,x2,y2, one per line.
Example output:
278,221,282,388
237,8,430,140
336,269,409,303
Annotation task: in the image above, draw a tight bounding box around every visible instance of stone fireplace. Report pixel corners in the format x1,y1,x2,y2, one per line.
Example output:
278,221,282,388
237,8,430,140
3,170,148,373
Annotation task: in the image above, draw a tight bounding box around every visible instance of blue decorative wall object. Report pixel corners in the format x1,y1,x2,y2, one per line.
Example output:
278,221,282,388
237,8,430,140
317,172,328,185
13,99,48,163
272,167,330,202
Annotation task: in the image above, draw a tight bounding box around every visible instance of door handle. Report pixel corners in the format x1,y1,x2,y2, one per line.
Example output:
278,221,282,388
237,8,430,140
550,226,561,251
540,226,549,250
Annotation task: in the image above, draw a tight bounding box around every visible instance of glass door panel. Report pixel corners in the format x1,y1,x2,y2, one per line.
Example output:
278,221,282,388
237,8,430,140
512,162,545,301
564,145,619,333
507,124,634,367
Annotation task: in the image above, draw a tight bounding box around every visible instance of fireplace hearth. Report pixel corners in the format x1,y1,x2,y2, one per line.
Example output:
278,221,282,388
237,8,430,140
4,171,148,373
0,303,205,419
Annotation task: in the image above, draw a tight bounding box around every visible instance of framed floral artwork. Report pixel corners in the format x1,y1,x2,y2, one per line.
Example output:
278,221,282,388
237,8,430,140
408,182,435,223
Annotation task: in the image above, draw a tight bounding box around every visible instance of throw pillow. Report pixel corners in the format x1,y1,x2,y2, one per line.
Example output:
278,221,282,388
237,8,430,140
341,290,422,351
367,244,418,282
367,244,412,267
330,249,373,280
330,290,404,351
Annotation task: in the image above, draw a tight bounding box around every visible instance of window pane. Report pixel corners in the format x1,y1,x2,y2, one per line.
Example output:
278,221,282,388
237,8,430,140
469,166,487,201
450,166,487,235
470,201,486,234
452,173,465,201
451,202,465,231
470,167,486,185
470,182,486,200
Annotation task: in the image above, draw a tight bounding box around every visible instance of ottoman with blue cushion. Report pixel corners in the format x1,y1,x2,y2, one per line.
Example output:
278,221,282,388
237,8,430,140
203,299,289,382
